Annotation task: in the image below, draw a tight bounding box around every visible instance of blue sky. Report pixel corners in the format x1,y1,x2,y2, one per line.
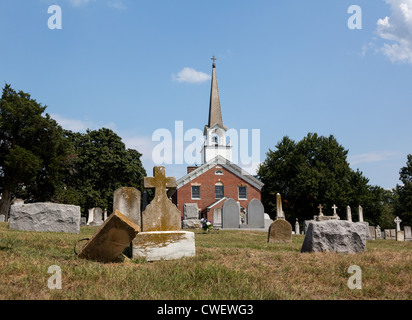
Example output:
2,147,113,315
1,0,412,189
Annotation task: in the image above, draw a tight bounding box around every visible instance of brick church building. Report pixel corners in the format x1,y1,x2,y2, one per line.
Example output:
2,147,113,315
169,58,263,226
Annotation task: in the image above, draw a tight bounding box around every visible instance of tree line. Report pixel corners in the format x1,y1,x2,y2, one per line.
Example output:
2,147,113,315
0,84,146,219
257,134,412,228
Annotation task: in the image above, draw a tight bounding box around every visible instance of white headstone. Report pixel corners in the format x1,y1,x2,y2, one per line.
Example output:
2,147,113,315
346,206,352,222
358,206,364,222
394,216,402,232
295,219,300,235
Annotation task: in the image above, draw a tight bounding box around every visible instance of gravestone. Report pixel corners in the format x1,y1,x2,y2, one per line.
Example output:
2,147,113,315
315,204,340,221
346,206,352,222
104,209,108,221
182,203,201,229
301,220,366,254
9,203,81,234
87,208,94,225
295,219,300,235
89,207,103,226
384,229,396,240
78,210,140,263
268,219,292,243
246,198,265,228
404,226,412,241
264,213,273,230
276,193,285,220
222,198,240,228
369,226,376,240
213,208,222,228
113,187,141,227
375,225,382,239
394,216,402,232
80,217,87,226
132,166,195,261
358,206,364,222
0,215,5,222
396,231,405,242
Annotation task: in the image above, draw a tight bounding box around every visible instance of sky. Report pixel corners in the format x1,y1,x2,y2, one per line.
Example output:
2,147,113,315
1,0,412,189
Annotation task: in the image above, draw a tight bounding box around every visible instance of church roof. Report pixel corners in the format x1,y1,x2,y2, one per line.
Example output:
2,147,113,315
174,155,264,191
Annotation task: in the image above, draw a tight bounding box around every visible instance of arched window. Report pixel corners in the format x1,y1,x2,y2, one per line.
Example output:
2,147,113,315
215,170,223,175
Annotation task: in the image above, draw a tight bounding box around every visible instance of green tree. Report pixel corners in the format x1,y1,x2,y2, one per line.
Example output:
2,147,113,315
0,84,71,217
54,128,146,216
394,155,412,226
258,133,384,225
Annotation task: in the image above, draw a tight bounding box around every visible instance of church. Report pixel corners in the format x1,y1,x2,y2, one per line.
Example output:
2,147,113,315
169,58,264,227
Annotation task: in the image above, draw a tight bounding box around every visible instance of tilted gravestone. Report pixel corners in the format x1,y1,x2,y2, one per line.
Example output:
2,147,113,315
132,166,195,261
222,198,240,228
113,187,141,227
246,198,265,228
301,220,366,254
78,210,140,262
9,203,81,234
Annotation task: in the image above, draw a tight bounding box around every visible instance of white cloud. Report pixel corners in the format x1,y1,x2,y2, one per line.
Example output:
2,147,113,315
376,0,412,64
51,114,116,132
67,0,95,7
107,0,126,10
172,68,211,83
348,151,401,165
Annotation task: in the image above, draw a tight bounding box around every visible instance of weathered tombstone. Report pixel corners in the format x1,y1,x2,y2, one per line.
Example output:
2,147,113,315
295,219,300,235
9,203,81,234
182,203,201,229
104,209,108,221
132,167,195,261
246,198,265,228
0,215,5,222
301,220,366,254
346,206,352,222
369,226,376,240
89,207,103,226
213,208,222,228
87,208,94,225
80,217,87,226
113,187,141,227
404,226,412,241
222,198,240,228
315,204,339,221
375,225,382,239
396,231,405,242
276,193,285,220
332,204,339,219
394,216,402,232
384,229,391,239
358,205,364,222
268,219,292,243
390,229,396,239
77,210,140,263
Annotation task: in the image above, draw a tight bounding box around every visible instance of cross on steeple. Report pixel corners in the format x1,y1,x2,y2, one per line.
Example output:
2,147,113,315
211,55,217,67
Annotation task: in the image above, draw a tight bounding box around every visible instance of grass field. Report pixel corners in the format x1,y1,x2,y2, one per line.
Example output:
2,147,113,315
0,222,411,300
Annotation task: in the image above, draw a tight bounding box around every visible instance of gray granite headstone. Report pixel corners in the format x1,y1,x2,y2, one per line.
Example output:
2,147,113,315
222,198,240,228
0,215,5,222
183,203,199,220
113,187,141,227
80,217,87,226
9,203,81,234
246,198,265,228
89,207,104,226
369,226,376,240
404,226,412,241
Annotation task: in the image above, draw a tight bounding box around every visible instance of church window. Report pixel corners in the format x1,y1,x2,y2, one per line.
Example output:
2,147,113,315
238,186,247,200
215,182,224,199
215,170,223,175
191,186,200,199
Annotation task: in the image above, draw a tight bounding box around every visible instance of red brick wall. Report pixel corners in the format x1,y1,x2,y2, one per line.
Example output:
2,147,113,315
174,165,261,223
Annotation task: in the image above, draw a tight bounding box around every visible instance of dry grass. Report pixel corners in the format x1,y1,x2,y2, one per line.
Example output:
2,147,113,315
0,223,411,300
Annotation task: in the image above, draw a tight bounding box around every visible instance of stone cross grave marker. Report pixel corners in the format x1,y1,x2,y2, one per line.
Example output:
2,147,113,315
332,204,339,218
346,206,352,222
141,166,180,232
318,204,324,216
394,216,402,232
